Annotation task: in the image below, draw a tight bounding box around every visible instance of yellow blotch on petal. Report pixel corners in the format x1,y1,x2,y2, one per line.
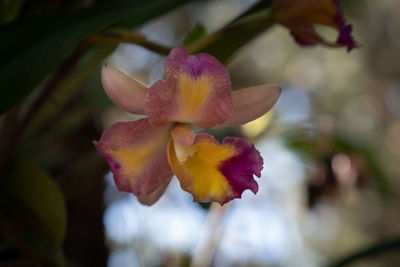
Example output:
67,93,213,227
110,132,169,180
177,74,212,120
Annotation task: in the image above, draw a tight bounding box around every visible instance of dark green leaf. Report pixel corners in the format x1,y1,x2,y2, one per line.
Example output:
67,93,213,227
188,0,273,63
0,0,25,24
183,24,207,46
3,158,66,260
192,24,272,64
0,0,189,114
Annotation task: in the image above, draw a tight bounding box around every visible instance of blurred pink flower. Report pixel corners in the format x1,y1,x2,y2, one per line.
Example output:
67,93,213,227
272,0,357,51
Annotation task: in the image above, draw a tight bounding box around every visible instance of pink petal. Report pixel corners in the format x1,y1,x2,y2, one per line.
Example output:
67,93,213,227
93,118,173,199
101,65,147,115
168,124,263,205
145,45,233,128
221,85,281,127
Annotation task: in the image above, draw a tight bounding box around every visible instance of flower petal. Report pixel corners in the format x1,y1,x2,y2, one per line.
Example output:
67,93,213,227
221,85,281,127
333,1,357,51
273,0,357,51
93,118,173,197
101,65,147,114
167,124,263,205
272,0,319,22
137,177,171,206
145,44,233,128
285,22,329,47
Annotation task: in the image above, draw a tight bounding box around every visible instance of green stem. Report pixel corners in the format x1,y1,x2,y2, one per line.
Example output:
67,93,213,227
87,29,172,55
328,238,400,267
187,8,274,63
89,7,274,61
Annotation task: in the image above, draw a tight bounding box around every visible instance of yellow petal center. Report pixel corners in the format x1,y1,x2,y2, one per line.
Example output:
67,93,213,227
178,74,212,120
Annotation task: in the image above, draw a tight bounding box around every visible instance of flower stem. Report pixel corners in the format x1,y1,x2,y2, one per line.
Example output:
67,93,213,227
187,8,274,63
190,203,230,267
87,29,172,55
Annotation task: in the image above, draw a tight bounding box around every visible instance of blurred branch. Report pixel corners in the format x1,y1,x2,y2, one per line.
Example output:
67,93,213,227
25,45,115,146
17,47,87,134
87,29,172,55
0,46,89,175
88,5,275,63
328,238,400,267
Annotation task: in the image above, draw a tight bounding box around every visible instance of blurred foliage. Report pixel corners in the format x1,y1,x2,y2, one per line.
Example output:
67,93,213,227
285,132,390,207
0,0,189,114
0,0,24,23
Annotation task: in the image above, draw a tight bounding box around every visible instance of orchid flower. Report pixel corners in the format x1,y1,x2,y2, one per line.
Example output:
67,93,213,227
272,0,357,51
94,45,281,205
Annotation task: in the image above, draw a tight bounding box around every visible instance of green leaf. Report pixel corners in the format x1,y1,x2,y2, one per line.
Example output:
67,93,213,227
2,158,66,262
183,24,207,46
0,0,189,115
188,1,273,63
192,24,272,64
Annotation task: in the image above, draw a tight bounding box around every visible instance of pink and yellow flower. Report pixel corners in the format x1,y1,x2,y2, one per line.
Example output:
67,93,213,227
272,0,357,51
94,45,281,205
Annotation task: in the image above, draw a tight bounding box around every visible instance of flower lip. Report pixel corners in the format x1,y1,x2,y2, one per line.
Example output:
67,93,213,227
167,124,263,205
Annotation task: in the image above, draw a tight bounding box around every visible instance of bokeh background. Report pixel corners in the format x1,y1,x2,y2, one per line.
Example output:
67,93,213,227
1,0,400,266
